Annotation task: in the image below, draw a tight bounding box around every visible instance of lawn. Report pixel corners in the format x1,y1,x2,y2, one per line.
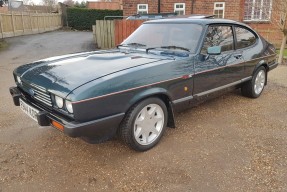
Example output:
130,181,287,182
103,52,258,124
276,48,287,57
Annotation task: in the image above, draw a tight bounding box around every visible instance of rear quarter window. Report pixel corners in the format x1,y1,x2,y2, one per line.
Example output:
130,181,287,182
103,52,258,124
235,27,257,49
201,25,234,54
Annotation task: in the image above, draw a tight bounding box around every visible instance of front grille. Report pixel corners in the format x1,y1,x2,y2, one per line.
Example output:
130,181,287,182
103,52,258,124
21,82,53,107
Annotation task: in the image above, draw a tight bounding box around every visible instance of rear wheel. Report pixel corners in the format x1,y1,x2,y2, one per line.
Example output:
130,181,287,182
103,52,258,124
119,97,167,151
241,66,266,98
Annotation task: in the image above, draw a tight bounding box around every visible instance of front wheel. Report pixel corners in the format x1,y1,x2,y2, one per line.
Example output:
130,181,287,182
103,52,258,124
119,97,168,151
241,66,266,98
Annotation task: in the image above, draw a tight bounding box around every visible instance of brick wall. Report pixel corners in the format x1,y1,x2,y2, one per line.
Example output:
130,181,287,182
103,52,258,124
248,23,283,47
192,0,282,46
122,0,283,47
193,0,241,21
87,2,122,10
123,0,192,16
0,6,8,13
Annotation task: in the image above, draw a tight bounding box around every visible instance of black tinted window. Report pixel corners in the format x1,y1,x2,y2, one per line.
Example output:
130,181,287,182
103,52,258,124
235,27,256,49
201,26,234,54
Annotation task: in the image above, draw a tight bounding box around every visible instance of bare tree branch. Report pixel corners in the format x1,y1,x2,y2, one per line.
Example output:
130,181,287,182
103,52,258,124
271,0,287,64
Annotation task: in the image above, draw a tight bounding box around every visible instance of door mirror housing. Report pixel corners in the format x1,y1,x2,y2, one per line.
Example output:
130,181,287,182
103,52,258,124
207,46,221,55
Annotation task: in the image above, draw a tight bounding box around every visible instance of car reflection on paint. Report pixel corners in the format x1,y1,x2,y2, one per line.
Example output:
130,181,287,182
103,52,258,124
10,16,278,151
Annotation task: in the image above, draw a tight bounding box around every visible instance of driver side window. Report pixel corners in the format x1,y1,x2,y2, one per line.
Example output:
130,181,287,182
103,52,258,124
201,25,234,54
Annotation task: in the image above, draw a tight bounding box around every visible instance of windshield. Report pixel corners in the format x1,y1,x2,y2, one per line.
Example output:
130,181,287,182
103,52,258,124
121,23,203,54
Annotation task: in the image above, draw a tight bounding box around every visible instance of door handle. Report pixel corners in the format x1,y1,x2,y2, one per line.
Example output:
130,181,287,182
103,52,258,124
234,54,243,59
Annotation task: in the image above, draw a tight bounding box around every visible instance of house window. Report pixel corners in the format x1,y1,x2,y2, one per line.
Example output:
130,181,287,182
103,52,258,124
244,0,272,21
137,4,148,14
214,2,225,18
174,3,185,15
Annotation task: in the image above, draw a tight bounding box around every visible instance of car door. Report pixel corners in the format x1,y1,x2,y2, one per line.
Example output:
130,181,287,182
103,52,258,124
193,25,245,96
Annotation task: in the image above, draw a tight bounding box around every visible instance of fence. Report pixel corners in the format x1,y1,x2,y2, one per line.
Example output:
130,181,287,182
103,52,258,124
0,12,62,38
93,20,144,49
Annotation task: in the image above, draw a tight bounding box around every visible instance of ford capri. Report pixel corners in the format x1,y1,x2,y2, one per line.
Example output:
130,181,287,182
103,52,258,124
10,17,278,151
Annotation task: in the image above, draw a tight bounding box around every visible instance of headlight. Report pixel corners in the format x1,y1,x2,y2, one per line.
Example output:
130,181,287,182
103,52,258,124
55,95,64,108
65,100,73,114
16,76,21,84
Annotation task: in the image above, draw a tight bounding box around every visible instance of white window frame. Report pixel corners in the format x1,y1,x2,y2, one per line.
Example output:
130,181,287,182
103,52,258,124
244,0,272,22
214,2,225,18
174,3,185,15
137,4,148,14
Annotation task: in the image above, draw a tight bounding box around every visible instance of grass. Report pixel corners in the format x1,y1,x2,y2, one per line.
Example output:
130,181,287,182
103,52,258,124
276,48,287,57
0,39,8,51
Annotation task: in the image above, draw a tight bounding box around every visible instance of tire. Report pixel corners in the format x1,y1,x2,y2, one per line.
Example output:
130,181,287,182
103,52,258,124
118,97,168,151
241,66,266,98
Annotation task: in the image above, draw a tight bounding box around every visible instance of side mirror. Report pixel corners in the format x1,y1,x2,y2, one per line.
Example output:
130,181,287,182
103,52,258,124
207,46,221,55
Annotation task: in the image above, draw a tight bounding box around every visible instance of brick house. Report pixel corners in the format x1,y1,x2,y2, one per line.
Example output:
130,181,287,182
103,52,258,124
87,0,123,10
122,0,283,47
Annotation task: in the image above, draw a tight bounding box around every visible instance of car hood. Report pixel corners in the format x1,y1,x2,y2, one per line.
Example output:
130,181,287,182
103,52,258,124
15,50,170,97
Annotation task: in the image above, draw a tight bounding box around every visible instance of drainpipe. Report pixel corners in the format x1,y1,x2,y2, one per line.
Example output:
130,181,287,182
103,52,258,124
191,0,195,14
158,0,160,13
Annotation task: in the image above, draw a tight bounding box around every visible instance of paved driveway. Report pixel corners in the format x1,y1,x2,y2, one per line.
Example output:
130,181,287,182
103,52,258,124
0,31,287,192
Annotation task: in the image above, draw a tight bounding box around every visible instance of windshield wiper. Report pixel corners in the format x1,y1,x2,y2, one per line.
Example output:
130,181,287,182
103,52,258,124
117,42,146,49
146,46,190,53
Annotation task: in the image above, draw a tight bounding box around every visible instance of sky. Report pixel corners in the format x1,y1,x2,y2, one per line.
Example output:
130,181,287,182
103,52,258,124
24,0,88,5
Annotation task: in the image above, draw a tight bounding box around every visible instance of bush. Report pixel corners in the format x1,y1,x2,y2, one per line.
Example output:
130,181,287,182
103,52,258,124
67,8,123,30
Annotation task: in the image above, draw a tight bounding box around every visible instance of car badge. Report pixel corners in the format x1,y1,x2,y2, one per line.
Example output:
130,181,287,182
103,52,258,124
29,89,35,97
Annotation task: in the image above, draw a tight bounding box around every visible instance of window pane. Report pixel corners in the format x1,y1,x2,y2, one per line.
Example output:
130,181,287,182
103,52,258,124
123,23,203,53
235,27,256,49
214,10,224,18
201,26,234,53
138,11,148,14
214,3,224,18
244,0,253,20
175,4,183,9
244,0,272,21
175,10,184,15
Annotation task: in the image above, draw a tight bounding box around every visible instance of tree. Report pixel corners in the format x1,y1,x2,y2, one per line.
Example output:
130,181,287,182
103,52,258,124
0,0,8,7
63,0,74,7
272,0,287,64
42,0,57,7
74,1,86,8
23,0,33,5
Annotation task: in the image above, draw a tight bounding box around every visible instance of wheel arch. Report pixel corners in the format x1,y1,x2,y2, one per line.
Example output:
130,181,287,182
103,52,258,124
127,88,176,128
254,60,268,85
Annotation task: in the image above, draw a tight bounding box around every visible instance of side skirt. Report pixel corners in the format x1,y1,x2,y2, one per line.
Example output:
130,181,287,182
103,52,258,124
171,76,252,114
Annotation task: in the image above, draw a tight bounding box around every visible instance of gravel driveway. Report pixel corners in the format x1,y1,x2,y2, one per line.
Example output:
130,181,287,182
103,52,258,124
0,31,287,192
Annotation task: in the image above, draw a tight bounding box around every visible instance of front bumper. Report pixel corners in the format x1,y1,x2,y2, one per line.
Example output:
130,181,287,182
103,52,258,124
9,86,125,141
268,62,278,71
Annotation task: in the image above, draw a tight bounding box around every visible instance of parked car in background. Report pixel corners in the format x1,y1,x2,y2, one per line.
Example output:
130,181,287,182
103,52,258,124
10,16,277,151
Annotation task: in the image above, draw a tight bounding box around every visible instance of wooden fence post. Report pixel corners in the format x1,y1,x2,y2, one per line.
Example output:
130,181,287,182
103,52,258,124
43,13,46,31
111,20,115,48
21,12,25,34
37,13,40,33
92,25,96,43
11,11,16,36
107,20,111,48
29,12,33,32
95,20,101,48
0,13,4,39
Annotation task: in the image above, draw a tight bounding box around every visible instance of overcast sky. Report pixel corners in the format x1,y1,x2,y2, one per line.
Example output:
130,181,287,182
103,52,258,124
26,0,88,5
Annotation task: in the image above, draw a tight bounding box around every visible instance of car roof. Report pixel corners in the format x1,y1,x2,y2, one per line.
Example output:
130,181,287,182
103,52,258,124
145,17,249,27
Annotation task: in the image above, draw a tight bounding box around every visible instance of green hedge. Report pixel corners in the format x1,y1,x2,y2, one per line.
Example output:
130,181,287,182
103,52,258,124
67,8,123,30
